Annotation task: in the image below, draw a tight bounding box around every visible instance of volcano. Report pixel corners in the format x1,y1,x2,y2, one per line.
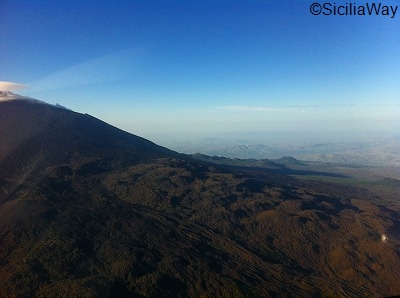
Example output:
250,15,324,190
1,94,400,297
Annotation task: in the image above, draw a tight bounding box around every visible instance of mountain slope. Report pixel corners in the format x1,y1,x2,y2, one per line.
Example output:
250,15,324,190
0,98,175,175
1,97,400,297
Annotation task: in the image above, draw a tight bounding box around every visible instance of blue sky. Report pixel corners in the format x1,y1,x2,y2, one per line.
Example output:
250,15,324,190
1,0,399,143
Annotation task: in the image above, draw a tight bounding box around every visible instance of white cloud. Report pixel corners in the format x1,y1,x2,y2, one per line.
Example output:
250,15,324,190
0,81,28,91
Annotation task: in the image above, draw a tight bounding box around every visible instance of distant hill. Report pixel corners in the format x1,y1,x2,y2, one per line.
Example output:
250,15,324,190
168,136,400,167
190,153,281,168
1,94,400,297
273,156,303,165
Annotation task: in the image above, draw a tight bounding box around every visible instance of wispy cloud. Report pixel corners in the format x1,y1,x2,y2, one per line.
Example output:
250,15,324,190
0,81,28,91
32,47,144,91
215,103,399,112
215,105,279,112
215,105,313,112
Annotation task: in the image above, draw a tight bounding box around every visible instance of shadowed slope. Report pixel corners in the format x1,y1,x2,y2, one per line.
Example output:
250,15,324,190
0,99,175,175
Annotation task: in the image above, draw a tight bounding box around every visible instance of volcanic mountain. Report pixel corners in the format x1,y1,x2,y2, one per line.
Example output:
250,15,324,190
1,93,400,297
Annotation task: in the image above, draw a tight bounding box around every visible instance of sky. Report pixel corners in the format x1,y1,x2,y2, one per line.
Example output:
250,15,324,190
1,0,399,144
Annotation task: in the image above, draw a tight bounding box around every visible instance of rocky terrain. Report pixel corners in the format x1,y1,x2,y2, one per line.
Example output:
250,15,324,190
1,95,400,297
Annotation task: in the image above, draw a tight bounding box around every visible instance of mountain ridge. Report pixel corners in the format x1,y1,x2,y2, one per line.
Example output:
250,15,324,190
0,91,48,104
0,98,176,173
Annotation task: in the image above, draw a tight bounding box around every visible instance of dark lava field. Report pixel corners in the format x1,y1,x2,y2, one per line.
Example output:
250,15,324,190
1,99,400,297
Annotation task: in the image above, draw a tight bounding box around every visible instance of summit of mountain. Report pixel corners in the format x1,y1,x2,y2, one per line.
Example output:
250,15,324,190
0,95,400,297
0,90,46,103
